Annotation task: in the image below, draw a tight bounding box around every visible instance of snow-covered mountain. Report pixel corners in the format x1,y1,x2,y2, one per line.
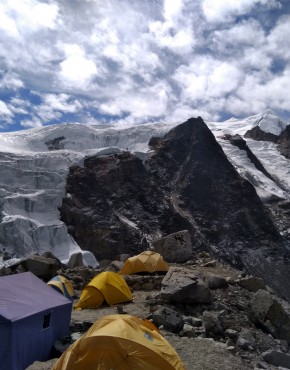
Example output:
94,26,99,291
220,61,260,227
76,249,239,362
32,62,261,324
0,109,289,270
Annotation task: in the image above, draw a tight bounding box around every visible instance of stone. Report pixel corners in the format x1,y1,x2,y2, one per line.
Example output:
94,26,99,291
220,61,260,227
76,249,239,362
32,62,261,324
152,230,192,263
181,324,196,338
202,311,224,335
237,276,267,292
142,282,155,291
208,275,228,289
251,289,290,343
19,254,61,279
151,306,184,333
191,317,203,327
262,350,290,369
224,329,238,339
161,267,212,304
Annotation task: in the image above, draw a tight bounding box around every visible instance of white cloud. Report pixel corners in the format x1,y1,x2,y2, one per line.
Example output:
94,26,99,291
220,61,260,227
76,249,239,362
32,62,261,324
0,100,13,116
0,0,289,129
100,81,171,119
21,116,43,129
59,55,98,86
0,72,24,90
266,16,290,60
0,0,59,38
0,100,14,124
163,0,184,21
174,58,242,101
202,0,281,23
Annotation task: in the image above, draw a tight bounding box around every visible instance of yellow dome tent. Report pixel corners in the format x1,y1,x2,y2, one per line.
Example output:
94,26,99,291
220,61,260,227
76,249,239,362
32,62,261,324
119,250,169,275
52,314,186,370
47,275,75,301
74,271,132,310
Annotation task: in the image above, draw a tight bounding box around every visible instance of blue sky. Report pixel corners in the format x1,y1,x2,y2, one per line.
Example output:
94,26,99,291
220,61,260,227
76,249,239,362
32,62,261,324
0,0,290,132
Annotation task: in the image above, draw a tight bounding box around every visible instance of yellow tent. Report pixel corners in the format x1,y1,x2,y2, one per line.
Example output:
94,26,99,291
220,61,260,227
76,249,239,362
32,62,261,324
74,271,132,310
52,314,186,370
119,250,169,275
47,275,75,301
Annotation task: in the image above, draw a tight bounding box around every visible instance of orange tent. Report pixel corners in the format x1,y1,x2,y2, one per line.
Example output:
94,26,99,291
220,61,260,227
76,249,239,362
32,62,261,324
53,314,185,370
74,271,132,310
119,251,169,275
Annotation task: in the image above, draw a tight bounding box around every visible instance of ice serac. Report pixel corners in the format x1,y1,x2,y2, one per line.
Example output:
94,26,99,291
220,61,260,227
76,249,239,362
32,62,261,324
145,117,290,301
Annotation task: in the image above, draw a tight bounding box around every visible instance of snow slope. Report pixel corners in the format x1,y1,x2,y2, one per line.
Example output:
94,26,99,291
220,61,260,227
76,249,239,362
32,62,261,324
0,111,289,266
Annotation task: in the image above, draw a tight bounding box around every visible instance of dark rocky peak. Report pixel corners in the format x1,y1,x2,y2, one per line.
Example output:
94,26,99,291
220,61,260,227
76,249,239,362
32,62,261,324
146,118,279,253
244,126,278,143
223,134,276,183
277,125,290,159
60,152,189,260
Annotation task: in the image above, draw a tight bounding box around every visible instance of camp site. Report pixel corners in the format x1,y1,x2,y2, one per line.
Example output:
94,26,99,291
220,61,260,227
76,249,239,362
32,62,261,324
1,248,289,370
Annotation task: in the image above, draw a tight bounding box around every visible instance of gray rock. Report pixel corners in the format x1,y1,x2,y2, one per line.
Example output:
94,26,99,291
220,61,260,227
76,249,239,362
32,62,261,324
151,306,184,333
153,230,192,262
237,328,256,348
67,252,84,269
237,276,267,292
202,311,224,335
181,324,196,338
191,317,203,327
19,254,61,279
161,267,212,304
251,289,290,343
224,329,238,339
208,275,228,289
262,350,290,369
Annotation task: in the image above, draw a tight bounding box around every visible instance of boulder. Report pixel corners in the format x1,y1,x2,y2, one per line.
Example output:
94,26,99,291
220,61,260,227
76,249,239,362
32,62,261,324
19,254,61,280
262,350,290,369
237,329,256,349
152,230,192,262
251,289,290,343
161,267,212,304
151,306,184,333
67,252,84,269
202,311,224,335
208,276,228,289
237,276,267,292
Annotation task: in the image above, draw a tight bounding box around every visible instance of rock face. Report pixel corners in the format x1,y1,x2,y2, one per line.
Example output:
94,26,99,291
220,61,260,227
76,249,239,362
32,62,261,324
60,152,189,260
60,117,290,300
152,230,193,262
245,126,279,143
245,123,290,160
161,267,212,304
146,118,281,262
277,125,290,159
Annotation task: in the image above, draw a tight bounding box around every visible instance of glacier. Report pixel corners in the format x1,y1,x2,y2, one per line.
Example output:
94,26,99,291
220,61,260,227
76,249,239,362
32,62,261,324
0,111,289,267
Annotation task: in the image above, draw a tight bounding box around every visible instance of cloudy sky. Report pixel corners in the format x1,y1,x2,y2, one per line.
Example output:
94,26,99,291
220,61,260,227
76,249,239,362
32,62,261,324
0,0,289,132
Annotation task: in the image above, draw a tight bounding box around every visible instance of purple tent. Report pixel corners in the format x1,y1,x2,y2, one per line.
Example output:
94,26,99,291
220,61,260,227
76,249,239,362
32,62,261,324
0,272,72,370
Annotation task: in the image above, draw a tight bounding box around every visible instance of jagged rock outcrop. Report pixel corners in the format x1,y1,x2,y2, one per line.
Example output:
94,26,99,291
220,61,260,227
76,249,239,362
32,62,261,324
245,126,279,143
245,123,290,160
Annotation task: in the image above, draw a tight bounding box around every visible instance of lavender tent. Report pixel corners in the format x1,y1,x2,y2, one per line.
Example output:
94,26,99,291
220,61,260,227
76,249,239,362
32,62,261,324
0,272,72,370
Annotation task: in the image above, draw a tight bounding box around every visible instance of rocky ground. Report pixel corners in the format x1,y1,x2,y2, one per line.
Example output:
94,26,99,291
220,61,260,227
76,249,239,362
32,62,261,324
25,251,290,370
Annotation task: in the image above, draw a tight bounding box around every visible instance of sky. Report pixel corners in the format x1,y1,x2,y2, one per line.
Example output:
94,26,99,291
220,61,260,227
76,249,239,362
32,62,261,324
0,0,290,132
